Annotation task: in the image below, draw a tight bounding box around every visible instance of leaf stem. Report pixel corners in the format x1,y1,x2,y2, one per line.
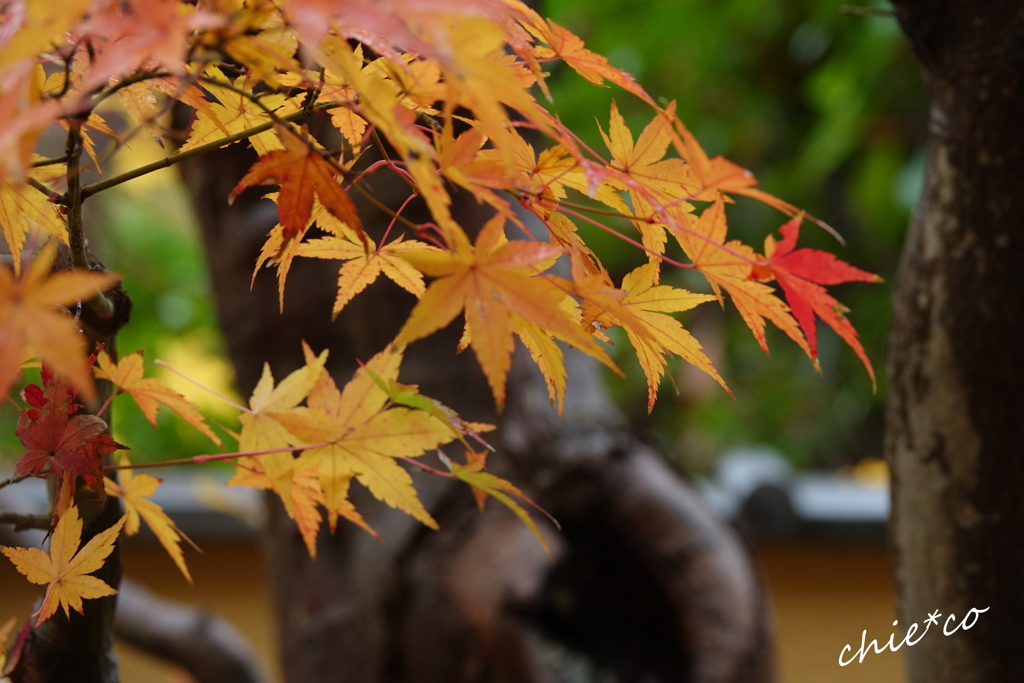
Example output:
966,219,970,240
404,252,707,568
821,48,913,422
154,359,250,413
103,443,333,470
400,457,452,478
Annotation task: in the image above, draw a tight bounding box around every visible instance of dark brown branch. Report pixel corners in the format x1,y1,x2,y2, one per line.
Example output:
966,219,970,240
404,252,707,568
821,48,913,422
114,581,267,683
0,511,50,531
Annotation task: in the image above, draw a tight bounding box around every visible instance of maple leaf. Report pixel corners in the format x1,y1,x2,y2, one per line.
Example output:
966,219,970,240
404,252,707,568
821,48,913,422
578,262,727,411
287,344,451,530
297,234,437,318
0,159,68,276
15,368,127,500
0,0,94,71
395,215,618,407
1,504,127,626
179,67,300,157
677,200,810,359
444,450,553,556
237,347,329,511
230,124,364,245
0,243,119,401
514,6,653,105
228,456,376,557
752,217,882,385
104,455,194,581
94,349,221,445
598,102,699,256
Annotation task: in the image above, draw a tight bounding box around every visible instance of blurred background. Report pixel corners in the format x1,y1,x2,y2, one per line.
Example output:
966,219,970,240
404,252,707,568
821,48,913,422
1,1,929,681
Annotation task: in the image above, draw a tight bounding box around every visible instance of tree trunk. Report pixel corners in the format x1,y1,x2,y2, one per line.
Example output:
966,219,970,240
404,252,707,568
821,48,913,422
180,112,776,682
886,3,1024,681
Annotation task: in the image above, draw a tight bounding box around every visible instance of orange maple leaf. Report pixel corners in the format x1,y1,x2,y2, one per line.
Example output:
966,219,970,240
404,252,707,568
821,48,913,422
95,350,221,446
105,455,195,582
395,215,618,407
675,200,810,360
228,456,376,557
1,505,126,626
230,124,364,244
0,243,119,401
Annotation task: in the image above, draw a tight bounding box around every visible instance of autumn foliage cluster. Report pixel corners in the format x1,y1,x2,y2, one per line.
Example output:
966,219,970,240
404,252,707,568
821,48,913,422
0,0,878,666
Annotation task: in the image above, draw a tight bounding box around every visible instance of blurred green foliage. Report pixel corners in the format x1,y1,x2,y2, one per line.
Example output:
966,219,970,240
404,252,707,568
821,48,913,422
1,0,929,477
539,0,928,472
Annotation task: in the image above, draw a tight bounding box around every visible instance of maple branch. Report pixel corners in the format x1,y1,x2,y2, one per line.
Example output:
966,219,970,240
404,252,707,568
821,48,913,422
32,155,69,168
64,119,116,320
65,121,87,271
26,176,57,200
77,101,341,199
0,473,30,492
0,511,50,531
91,69,172,107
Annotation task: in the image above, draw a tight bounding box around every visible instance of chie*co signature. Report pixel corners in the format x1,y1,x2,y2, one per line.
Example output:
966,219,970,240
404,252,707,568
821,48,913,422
839,606,990,666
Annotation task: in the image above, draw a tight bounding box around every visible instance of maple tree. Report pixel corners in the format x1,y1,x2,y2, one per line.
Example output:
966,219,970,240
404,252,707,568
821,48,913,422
0,0,881,680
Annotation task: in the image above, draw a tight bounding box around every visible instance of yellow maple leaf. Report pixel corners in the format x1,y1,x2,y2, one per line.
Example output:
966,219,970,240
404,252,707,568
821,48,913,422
579,262,726,411
297,234,437,318
0,158,68,276
237,347,329,510
179,68,300,157
95,350,221,446
287,345,449,530
395,215,618,407
1,505,126,626
0,0,92,70
104,455,194,582
0,242,119,401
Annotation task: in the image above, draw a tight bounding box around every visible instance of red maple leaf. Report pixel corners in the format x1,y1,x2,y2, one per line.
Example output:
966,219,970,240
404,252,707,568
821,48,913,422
752,217,882,384
14,367,127,499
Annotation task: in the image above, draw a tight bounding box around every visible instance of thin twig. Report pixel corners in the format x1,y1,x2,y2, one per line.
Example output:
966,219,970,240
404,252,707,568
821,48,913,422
0,473,30,492
32,155,69,168
64,118,117,319
0,511,51,531
64,120,88,271
840,5,895,17
78,100,341,199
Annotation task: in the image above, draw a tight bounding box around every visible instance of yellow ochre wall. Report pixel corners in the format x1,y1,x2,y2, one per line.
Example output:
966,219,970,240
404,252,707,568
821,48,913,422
1,541,904,683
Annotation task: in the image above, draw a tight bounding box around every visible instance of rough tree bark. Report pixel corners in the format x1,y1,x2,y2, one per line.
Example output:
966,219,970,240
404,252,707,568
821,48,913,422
886,3,1024,681
0,245,131,683
179,112,776,681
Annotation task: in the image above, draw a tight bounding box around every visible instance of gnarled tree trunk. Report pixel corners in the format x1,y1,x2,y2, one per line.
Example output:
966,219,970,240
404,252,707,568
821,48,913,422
886,3,1024,681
